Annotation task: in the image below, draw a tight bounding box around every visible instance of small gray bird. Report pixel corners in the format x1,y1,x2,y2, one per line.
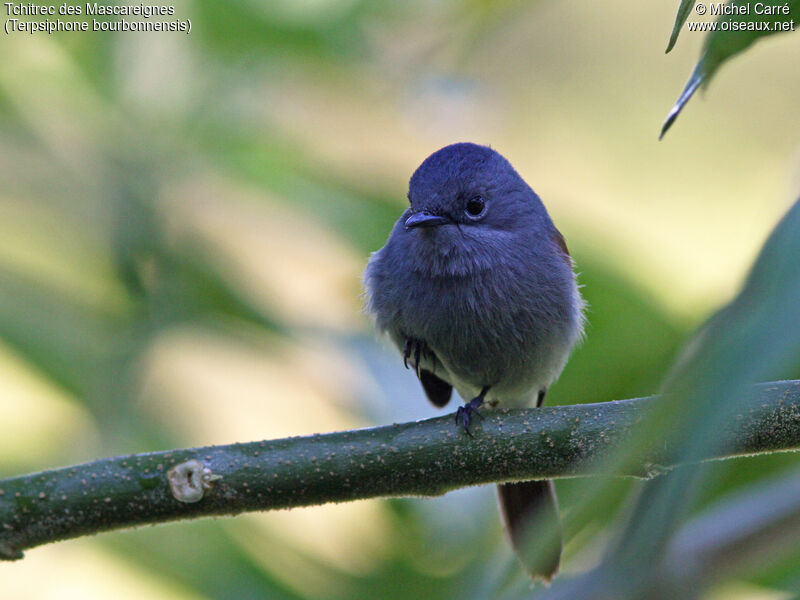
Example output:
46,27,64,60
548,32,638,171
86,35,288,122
363,143,584,580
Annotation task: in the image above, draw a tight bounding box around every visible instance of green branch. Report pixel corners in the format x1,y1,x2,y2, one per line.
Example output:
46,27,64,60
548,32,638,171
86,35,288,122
1,380,799,561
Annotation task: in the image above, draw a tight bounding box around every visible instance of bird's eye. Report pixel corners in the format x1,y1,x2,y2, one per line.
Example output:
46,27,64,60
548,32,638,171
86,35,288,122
465,196,486,218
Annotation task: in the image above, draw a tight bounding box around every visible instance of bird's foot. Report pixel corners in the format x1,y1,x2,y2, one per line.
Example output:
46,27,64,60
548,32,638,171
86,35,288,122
403,337,429,376
455,387,490,436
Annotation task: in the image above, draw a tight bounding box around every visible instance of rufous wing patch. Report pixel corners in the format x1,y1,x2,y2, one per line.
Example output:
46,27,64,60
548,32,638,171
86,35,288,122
551,228,572,266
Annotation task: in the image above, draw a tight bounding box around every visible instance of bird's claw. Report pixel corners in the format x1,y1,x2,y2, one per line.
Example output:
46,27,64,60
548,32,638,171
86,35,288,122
455,395,485,436
403,337,428,377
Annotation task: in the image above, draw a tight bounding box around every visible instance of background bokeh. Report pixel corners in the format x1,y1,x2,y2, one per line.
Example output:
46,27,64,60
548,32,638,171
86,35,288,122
1,1,799,598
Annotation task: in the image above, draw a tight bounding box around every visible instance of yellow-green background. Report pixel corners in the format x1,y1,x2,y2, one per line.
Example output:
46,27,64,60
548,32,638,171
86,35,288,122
1,1,798,598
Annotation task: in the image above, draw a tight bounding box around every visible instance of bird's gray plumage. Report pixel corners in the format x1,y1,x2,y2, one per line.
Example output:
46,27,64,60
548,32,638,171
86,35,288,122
362,142,584,581
364,142,584,409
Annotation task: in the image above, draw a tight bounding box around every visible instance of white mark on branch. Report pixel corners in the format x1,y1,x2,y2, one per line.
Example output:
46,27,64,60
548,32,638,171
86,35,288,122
167,459,221,503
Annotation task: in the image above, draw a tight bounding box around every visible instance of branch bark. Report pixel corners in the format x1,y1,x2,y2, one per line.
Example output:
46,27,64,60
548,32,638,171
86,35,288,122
1,380,799,561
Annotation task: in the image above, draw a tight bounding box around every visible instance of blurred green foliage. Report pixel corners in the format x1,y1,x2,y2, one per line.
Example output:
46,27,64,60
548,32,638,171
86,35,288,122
0,1,798,599
663,0,800,135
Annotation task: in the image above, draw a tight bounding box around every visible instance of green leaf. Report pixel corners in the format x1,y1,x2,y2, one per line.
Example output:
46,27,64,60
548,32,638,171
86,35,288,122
661,0,800,137
609,195,800,591
538,196,800,598
667,469,800,580
666,0,698,53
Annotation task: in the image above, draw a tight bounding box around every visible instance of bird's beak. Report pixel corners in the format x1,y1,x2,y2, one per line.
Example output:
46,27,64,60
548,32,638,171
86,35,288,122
405,211,449,229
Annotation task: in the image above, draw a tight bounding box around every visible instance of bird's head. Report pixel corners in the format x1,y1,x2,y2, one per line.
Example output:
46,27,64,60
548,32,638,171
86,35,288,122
401,143,554,274
406,142,548,232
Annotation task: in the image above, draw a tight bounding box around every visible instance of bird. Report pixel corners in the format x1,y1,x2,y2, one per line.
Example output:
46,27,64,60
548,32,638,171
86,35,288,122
363,142,584,581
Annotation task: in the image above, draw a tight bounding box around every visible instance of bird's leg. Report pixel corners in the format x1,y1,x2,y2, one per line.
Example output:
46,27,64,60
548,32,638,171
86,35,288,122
455,386,490,435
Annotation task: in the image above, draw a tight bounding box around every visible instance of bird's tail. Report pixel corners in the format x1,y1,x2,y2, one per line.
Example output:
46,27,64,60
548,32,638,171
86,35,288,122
497,479,562,581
